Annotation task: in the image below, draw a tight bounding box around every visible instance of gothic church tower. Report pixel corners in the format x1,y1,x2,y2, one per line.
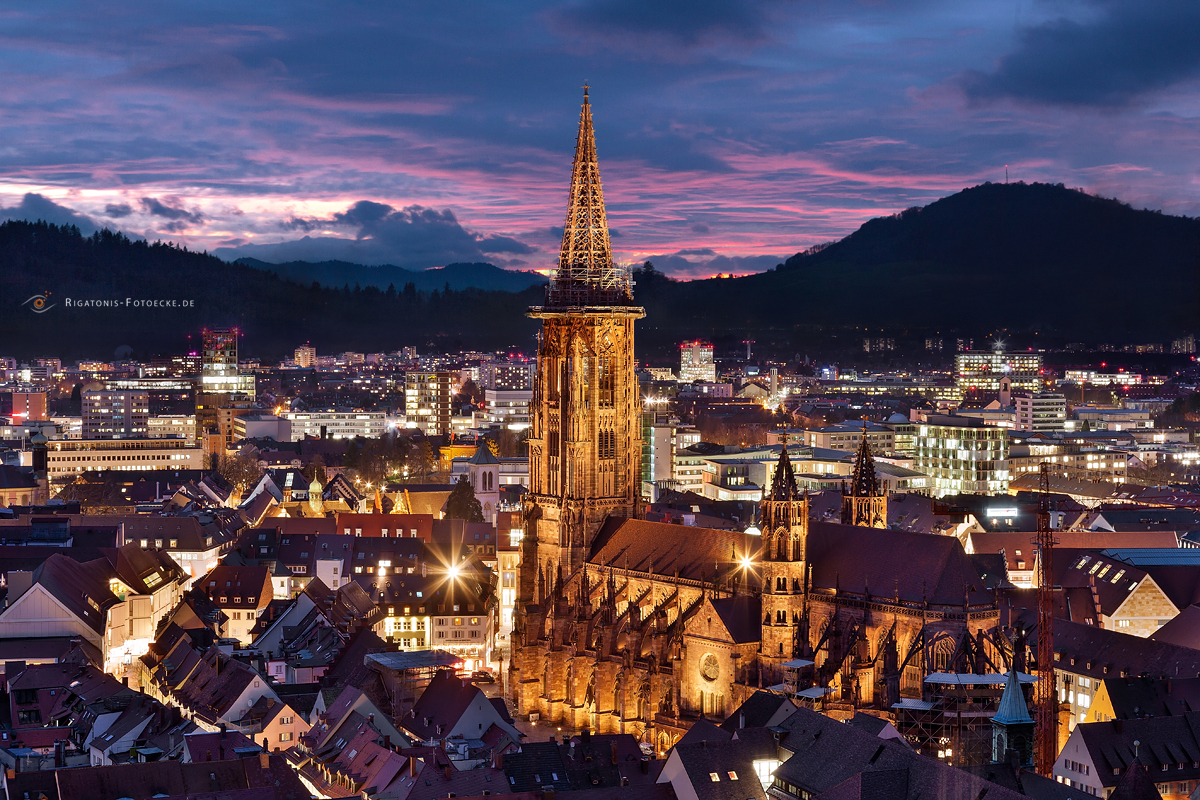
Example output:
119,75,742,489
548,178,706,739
520,88,645,603
759,446,809,682
841,425,887,528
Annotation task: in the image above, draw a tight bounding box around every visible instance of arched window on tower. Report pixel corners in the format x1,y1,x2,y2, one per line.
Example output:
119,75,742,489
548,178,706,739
599,357,614,408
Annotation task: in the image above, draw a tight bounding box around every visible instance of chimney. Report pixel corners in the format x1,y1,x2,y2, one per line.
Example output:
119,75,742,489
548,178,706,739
206,750,213,762
544,790,555,800
122,676,129,687
491,752,504,769
739,712,745,729
410,757,417,777
384,735,391,749
267,697,275,708
444,765,452,780
610,741,618,765
369,713,375,726
640,757,650,775
581,729,590,746
259,750,270,769
220,724,227,739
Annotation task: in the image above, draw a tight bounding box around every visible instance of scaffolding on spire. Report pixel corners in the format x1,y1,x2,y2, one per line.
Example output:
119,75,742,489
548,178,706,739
547,85,632,308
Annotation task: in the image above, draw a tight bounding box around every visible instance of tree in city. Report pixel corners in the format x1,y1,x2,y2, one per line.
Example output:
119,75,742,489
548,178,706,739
446,475,484,522
302,455,328,486
412,439,436,481
216,452,264,494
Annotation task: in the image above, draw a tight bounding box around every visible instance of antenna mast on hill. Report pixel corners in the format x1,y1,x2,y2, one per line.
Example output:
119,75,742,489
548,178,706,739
1034,462,1058,775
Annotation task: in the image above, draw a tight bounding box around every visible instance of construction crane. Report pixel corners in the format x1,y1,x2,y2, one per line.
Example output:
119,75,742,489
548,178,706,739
1035,462,1058,775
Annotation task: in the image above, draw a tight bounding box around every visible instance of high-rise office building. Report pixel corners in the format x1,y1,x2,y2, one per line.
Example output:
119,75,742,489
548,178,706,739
955,345,1042,392
1014,391,1067,432
294,343,317,368
913,414,1009,496
679,340,716,383
201,328,255,396
404,371,454,436
82,390,150,439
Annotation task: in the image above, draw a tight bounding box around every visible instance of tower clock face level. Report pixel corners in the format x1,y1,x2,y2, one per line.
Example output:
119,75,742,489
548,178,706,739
700,653,720,681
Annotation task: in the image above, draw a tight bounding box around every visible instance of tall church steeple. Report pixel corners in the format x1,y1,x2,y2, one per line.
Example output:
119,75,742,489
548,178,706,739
520,86,645,592
759,443,810,679
841,423,887,528
548,85,632,308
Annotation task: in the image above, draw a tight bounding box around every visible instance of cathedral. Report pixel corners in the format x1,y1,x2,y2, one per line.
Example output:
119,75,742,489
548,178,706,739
510,90,1007,755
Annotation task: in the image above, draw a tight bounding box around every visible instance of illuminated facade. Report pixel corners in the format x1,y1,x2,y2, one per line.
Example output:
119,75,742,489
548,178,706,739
520,86,644,579
955,347,1042,392
510,94,1001,752
201,327,256,397
840,431,887,528
913,414,1010,497
404,371,454,436
44,437,205,477
1013,391,1066,432
679,341,716,383
82,389,149,439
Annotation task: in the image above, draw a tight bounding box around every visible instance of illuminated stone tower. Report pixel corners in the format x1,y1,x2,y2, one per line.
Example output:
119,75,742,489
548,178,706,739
521,87,645,593
841,425,887,528
759,446,809,683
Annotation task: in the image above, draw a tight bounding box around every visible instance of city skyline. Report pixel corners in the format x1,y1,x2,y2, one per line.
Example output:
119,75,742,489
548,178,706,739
0,1,1197,277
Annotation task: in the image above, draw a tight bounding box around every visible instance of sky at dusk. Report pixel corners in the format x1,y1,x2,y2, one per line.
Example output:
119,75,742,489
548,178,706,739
0,1,1198,278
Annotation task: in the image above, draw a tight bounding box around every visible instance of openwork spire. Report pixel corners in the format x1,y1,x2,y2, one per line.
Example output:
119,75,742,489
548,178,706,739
849,423,881,498
548,86,632,307
770,446,799,501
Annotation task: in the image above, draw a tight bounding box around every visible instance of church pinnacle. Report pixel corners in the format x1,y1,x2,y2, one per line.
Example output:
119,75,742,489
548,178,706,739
549,86,631,308
841,422,888,528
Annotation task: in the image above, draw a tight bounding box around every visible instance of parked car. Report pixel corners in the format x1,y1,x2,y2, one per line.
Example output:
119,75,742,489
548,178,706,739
470,670,495,683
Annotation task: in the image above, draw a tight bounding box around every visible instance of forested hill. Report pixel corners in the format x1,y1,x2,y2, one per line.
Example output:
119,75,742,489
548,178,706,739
235,257,547,293
1,182,1195,361
630,182,1199,348
0,222,540,361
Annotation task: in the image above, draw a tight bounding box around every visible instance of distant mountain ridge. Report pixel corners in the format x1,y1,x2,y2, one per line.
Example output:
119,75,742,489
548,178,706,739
630,181,1199,345
235,257,548,293
0,182,1194,360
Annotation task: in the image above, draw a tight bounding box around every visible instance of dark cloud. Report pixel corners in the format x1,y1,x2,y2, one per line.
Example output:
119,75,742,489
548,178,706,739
690,223,710,233
958,0,1200,107
550,0,782,51
0,193,97,234
141,197,204,224
216,201,535,268
104,202,133,218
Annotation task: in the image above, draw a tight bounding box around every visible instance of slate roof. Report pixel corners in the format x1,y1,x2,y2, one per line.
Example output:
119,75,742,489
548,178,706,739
502,740,572,792
29,553,118,634
1096,676,1200,720
400,668,485,740
589,518,991,608
1028,618,1200,681
1107,762,1164,800
1149,603,1200,649
669,738,769,800
200,565,272,609
773,707,1028,800
1074,712,1200,788
709,595,762,644
8,752,310,800
720,691,794,732
184,729,259,762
